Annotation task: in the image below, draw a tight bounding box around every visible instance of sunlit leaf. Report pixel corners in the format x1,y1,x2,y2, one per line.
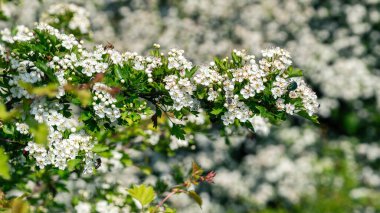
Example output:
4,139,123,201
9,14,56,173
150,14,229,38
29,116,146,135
0,148,10,180
128,184,156,207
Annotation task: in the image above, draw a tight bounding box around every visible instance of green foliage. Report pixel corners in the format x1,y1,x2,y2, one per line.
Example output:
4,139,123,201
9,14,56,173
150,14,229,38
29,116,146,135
128,184,156,207
0,147,10,180
170,124,186,140
30,123,49,146
91,144,109,153
0,103,18,121
187,190,202,208
287,67,303,78
67,159,82,172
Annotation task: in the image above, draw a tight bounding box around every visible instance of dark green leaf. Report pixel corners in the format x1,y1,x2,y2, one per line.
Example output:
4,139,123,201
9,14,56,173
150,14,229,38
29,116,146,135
170,124,186,140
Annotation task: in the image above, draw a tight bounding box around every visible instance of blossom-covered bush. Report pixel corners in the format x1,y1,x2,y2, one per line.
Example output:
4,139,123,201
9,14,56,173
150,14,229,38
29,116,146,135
0,14,319,211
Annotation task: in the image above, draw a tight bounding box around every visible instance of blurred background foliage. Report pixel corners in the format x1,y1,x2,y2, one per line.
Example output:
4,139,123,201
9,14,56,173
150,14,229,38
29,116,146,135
0,0,380,212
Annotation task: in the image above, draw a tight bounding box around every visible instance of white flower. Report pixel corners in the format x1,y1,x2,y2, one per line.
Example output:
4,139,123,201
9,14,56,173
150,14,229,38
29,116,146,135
75,202,92,213
285,103,295,115
16,123,29,135
92,83,121,122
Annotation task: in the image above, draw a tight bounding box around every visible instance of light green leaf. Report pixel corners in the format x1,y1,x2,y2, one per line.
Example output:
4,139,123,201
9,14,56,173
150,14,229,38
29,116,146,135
11,198,29,213
0,147,10,180
30,123,49,146
0,103,18,121
128,184,156,207
18,81,58,98
287,67,303,77
67,159,82,172
210,107,224,115
2,124,14,135
91,144,109,153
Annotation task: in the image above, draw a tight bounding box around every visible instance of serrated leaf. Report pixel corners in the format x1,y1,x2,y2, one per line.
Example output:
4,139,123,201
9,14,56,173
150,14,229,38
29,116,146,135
287,67,303,77
2,124,14,135
128,184,156,207
80,110,92,121
0,148,10,180
210,107,224,115
187,191,202,208
91,144,109,153
170,124,185,140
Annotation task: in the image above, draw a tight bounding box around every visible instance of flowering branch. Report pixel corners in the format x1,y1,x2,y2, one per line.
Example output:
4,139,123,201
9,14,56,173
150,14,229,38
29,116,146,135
0,23,318,174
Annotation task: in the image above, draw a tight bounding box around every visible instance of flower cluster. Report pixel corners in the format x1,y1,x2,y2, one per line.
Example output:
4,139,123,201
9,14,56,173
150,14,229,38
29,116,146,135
164,74,199,111
41,3,91,35
92,83,121,122
77,46,109,77
167,48,193,71
24,99,95,171
36,23,79,50
273,77,319,116
7,60,44,99
0,25,34,43
15,122,29,135
193,66,223,101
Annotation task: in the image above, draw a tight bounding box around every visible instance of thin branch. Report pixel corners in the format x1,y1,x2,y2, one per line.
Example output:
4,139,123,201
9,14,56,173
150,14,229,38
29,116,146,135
0,138,24,145
157,189,184,209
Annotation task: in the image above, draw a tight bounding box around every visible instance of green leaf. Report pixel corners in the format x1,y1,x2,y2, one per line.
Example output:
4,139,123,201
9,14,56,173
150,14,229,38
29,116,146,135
185,66,198,78
11,198,29,213
30,123,49,146
0,103,18,121
287,67,303,77
170,124,186,140
231,52,241,65
91,144,109,153
35,60,58,83
297,110,319,124
0,147,10,180
75,90,92,107
210,107,224,115
18,81,58,98
128,184,156,207
80,110,92,121
30,84,59,98
191,161,203,179
67,159,82,172
2,124,14,135
187,191,202,208
164,207,176,213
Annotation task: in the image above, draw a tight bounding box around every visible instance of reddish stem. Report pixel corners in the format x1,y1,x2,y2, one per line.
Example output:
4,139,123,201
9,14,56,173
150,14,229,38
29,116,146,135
157,190,176,208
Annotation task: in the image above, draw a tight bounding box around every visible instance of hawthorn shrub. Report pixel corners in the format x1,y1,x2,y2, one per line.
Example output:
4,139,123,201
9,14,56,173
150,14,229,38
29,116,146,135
0,17,318,213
